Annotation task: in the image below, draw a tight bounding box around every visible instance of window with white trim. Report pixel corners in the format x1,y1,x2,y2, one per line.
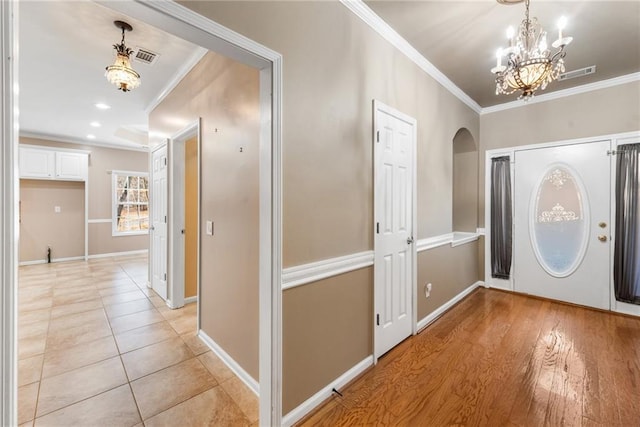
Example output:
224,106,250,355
112,171,149,236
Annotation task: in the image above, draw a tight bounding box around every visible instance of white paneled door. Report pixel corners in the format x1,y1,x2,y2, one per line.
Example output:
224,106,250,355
374,101,416,359
151,144,168,300
514,141,611,310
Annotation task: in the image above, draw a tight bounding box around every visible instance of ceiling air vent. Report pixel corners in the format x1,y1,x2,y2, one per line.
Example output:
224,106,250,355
559,66,596,82
132,47,159,66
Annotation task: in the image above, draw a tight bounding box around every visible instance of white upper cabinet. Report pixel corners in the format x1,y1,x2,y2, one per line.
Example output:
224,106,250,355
19,147,55,179
55,152,87,180
19,146,88,181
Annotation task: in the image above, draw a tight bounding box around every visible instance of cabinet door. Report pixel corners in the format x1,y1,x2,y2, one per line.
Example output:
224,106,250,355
55,152,87,180
19,147,55,179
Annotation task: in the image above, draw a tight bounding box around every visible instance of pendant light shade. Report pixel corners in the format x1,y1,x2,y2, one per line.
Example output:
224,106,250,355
105,21,141,92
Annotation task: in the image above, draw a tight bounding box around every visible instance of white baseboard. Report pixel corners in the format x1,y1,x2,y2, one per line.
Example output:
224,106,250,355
197,329,259,396
282,356,374,427
19,256,85,266
184,296,197,305
417,281,483,331
88,249,148,259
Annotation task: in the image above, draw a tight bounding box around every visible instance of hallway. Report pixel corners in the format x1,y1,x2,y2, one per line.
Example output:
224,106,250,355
300,288,640,426
18,254,258,426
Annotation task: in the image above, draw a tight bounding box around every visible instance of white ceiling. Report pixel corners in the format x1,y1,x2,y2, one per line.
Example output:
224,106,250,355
19,1,205,150
366,0,640,107
18,1,640,148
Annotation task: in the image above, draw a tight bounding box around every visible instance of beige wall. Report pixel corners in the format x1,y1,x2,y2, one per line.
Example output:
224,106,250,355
20,137,149,256
177,1,480,411
283,268,372,413
417,241,480,321
479,81,640,225
19,179,84,262
149,53,260,380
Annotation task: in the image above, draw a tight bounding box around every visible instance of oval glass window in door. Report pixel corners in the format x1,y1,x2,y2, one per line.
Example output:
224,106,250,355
530,164,589,277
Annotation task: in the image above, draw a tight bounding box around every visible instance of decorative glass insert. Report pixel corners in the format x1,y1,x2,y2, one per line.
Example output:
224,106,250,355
530,164,589,277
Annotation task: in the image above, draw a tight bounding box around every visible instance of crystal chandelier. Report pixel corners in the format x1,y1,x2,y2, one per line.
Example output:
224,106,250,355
105,21,141,92
491,0,572,100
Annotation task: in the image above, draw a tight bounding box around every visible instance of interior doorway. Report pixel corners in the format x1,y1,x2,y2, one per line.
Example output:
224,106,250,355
166,121,200,310
1,1,284,425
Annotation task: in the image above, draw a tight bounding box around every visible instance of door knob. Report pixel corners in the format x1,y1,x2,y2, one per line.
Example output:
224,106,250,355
407,236,414,245
598,235,607,242
599,222,607,228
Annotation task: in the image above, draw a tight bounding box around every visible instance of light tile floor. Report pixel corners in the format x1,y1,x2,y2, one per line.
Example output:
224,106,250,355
18,254,258,426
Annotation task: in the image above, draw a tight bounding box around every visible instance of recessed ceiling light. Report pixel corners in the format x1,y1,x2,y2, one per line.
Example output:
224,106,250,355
90,121,101,128
94,103,111,110
87,134,96,140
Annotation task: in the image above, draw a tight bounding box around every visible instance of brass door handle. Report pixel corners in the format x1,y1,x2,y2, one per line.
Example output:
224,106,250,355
598,235,607,242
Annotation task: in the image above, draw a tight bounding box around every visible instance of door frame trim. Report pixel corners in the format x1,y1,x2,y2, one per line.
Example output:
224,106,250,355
167,120,200,310
0,1,18,424
1,1,284,424
484,131,640,315
372,99,417,363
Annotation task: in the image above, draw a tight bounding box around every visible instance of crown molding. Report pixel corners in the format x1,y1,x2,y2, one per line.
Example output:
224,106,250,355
340,0,482,114
145,46,208,114
19,131,150,152
481,72,640,115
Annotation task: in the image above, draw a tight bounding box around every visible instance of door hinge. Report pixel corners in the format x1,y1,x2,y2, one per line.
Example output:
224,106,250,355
164,215,167,223
376,222,380,234
163,273,167,281
164,157,167,165
376,314,380,326
376,130,380,143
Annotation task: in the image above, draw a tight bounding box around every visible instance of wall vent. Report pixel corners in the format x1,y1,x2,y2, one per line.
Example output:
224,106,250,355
132,47,160,66
559,65,596,81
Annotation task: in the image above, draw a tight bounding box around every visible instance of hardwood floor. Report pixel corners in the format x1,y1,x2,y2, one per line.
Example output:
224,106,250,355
299,288,640,426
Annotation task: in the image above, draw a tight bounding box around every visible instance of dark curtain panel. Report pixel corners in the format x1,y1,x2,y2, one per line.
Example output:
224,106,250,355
614,143,640,304
491,156,512,279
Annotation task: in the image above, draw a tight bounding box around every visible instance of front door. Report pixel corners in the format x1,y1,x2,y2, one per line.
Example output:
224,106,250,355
514,141,611,309
374,101,415,358
151,144,168,300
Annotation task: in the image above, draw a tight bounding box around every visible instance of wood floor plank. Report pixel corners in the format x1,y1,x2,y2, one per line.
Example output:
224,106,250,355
298,289,640,426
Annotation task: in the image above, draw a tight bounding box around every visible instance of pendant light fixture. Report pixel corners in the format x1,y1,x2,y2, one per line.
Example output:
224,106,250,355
491,0,572,100
105,20,141,92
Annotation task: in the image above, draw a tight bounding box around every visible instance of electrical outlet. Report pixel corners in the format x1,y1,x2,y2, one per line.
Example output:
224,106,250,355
206,220,214,236
54,206,61,213
425,283,432,298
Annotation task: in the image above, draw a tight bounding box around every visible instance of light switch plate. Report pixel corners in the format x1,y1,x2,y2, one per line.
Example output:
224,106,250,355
206,220,213,236
54,206,61,213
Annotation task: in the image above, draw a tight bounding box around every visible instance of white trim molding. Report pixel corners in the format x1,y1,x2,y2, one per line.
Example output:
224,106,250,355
476,228,486,236
198,329,259,395
20,131,149,152
19,256,85,266
88,219,112,224
184,296,197,305
417,281,482,331
282,356,374,427
282,251,374,290
416,233,453,252
481,72,640,115
1,0,18,424
340,0,481,114
417,232,480,252
88,249,148,260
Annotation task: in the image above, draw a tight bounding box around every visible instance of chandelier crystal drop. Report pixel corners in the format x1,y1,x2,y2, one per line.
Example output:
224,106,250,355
105,21,141,92
491,0,572,100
